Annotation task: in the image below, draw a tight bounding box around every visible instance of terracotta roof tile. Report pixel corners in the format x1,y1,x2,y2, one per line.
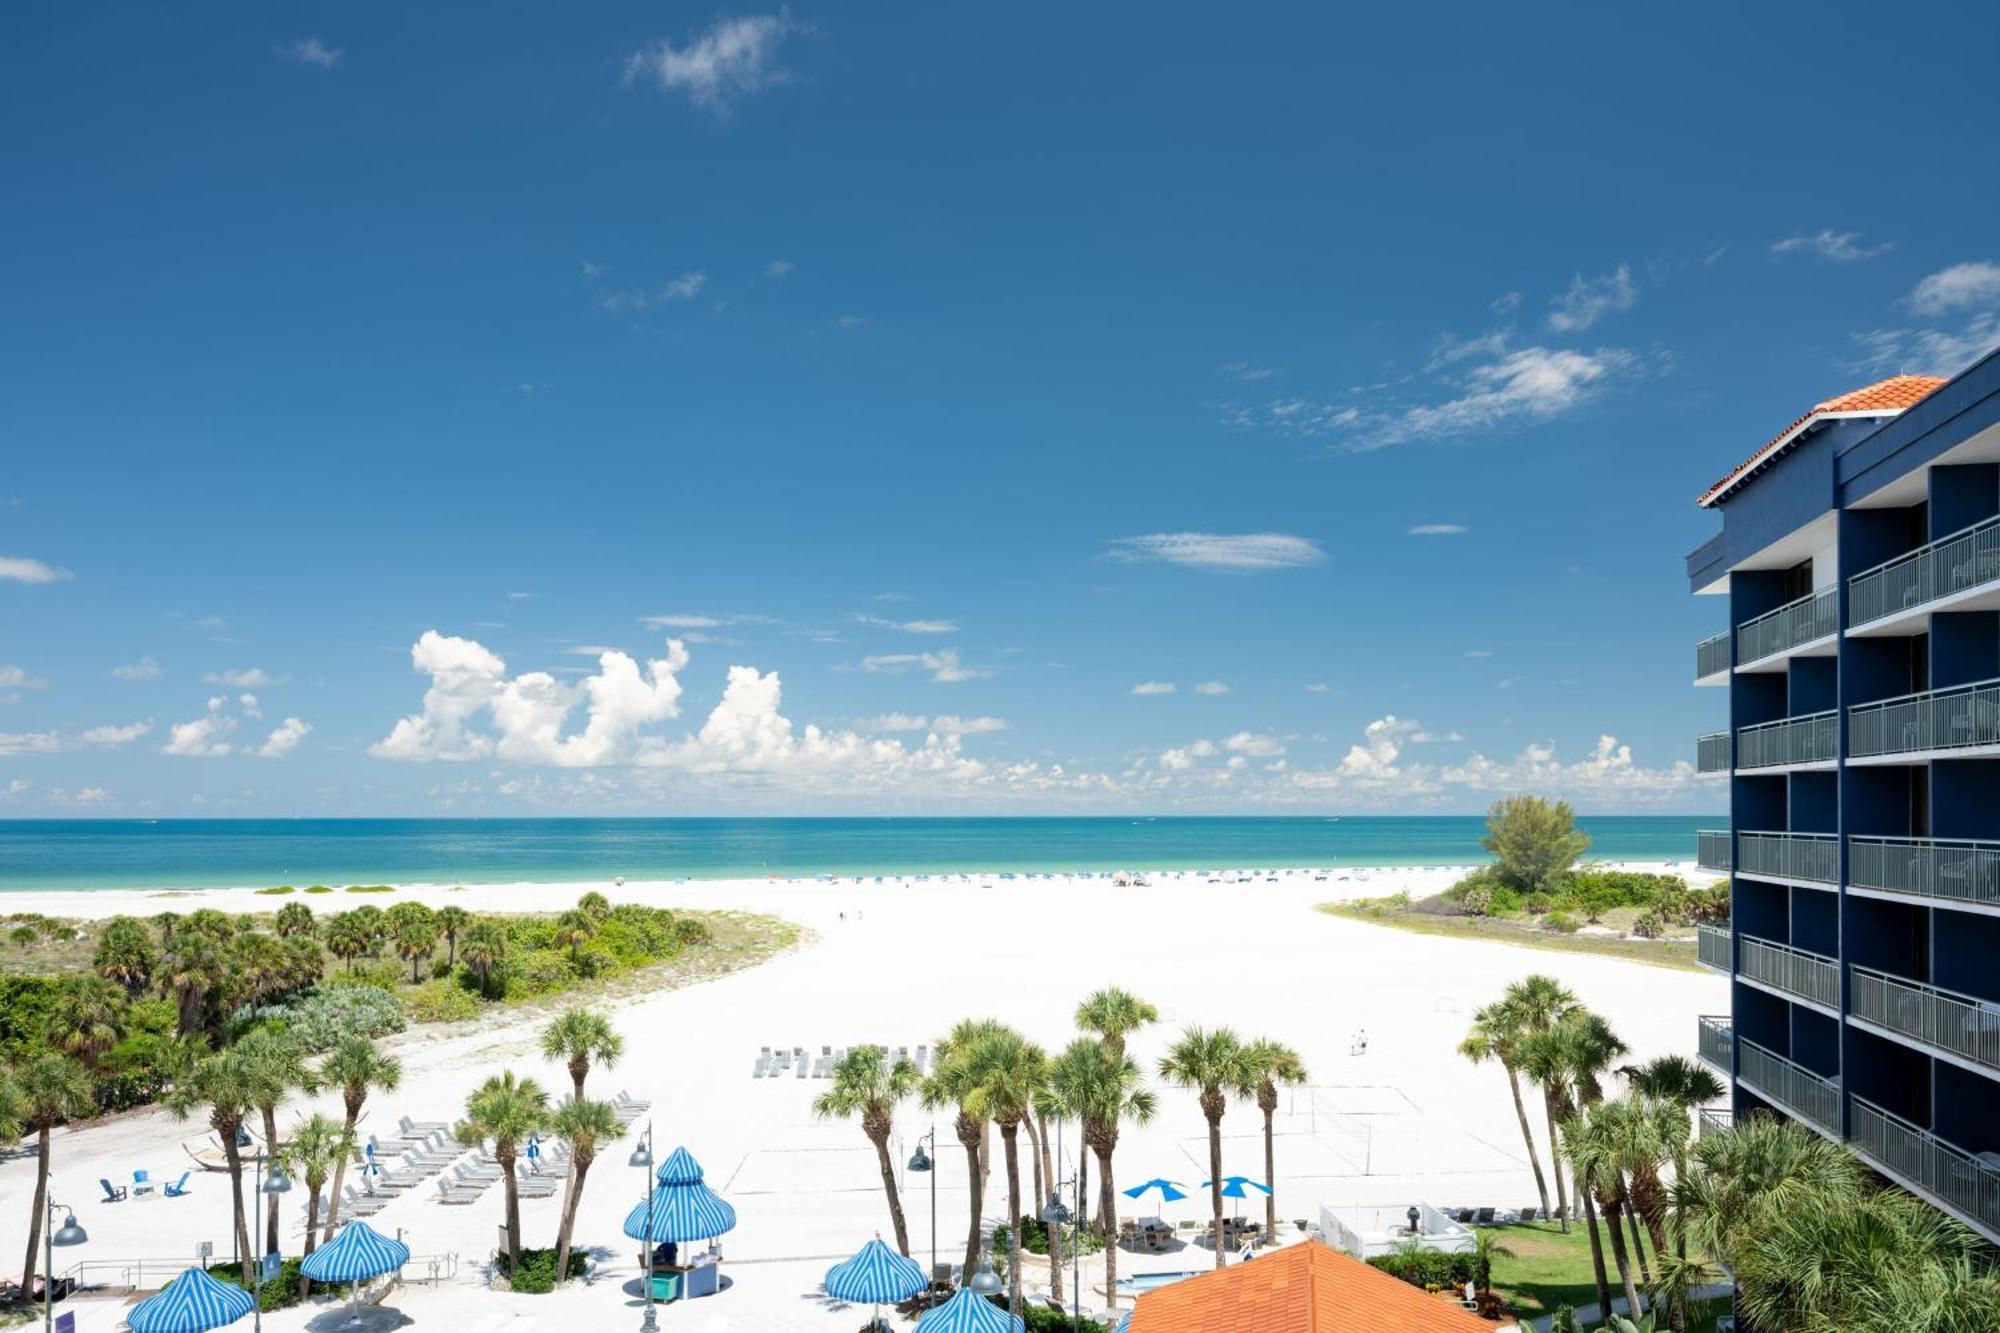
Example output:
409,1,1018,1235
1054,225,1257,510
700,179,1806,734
1123,1240,1493,1333
1696,374,1946,508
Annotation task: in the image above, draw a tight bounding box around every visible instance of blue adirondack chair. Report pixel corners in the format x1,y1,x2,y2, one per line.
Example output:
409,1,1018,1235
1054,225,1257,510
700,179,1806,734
163,1170,192,1198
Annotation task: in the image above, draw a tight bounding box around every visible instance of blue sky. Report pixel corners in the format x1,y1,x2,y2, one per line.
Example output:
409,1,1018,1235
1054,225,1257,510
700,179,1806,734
4,2,1998,816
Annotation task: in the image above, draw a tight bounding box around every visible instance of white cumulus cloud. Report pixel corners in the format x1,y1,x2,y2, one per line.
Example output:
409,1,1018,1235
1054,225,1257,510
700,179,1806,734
259,717,312,759
0,555,71,584
162,698,238,757
112,657,162,681
1131,681,1177,696
205,667,286,688
1192,681,1231,695
623,12,802,115
79,722,151,747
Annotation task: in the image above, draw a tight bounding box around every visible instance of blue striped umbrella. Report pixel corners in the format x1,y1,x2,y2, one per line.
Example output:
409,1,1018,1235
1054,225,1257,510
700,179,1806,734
824,1236,927,1321
913,1287,1024,1333
126,1267,255,1333
299,1220,411,1283
622,1146,737,1243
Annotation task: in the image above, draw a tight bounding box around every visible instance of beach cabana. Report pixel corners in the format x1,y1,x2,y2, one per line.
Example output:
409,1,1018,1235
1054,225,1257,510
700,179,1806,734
299,1219,410,1323
622,1146,735,1300
912,1286,1025,1333
126,1266,256,1333
824,1236,926,1330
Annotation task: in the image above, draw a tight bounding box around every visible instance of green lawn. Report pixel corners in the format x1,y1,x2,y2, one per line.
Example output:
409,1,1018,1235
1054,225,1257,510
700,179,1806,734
1316,903,1701,971
1488,1221,1728,1326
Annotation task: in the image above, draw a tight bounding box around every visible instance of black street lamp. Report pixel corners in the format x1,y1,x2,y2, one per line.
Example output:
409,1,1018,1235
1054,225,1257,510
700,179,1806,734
1038,1116,1085,1330
629,1122,658,1333
43,1201,87,1333
906,1127,938,1294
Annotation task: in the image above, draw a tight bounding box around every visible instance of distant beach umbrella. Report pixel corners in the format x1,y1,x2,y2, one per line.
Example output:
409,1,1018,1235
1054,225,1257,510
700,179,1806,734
1201,1176,1273,1199
525,1133,541,1162
622,1145,737,1243
127,1266,255,1333
912,1286,1024,1333
825,1236,927,1328
1123,1178,1189,1204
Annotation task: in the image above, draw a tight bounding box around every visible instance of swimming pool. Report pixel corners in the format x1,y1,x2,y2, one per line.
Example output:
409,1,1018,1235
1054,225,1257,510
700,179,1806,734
1114,1271,1198,1295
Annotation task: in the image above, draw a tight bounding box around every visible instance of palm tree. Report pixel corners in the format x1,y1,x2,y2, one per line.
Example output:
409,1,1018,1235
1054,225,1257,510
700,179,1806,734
323,914,370,973
394,918,438,982
1518,1025,1606,1311
1503,974,1580,1230
435,906,471,967
960,1026,1045,1316
460,920,507,997
44,975,126,1069
1674,1111,1865,1282
273,902,315,938
280,1113,354,1295
16,1052,93,1301
159,929,224,1038
924,1018,1005,1279
549,1096,622,1287
1563,1099,1643,1319
459,1071,551,1277
1159,1026,1252,1270
812,1045,920,1255
577,891,612,920
539,1008,625,1101
1047,1037,1155,1309
1460,999,1552,1222
166,1047,260,1284
1241,1039,1306,1238
552,909,596,964
93,916,157,996
237,1027,315,1255
318,1035,402,1240
229,931,289,1010
1075,988,1158,1060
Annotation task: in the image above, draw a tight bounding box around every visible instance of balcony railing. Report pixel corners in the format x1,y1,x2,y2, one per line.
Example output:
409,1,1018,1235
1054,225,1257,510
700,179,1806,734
1698,1106,1733,1141
1850,677,2000,758
1696,923,1732,972
1737,587,1838,663
1737,830,1839,884
1739,935,1841,1010
1697,828,1731,871
1849,1096,2000,1239
1697,1014,1733,1071
1850,514,2000,628
1696,631,1731,680
1737,1038,1841,1135
1848,836,2000,909
1696,732,1731,774
1850,965,2000,1074
1736,711,1838,769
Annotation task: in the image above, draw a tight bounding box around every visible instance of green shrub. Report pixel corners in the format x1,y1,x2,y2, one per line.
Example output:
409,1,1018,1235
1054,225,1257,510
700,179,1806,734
996,1215,1105,1259
496,1247,587,1294
405,979,480,1024
504,948,578,997
1631,911,1665,939
256,886,295,895
1021,1305,1107,1332
216,1257,306,1310
275,985,405,1051
1368,1247,1475,1290
1541,911,1579,934
304,885,333,895
345,884,395,894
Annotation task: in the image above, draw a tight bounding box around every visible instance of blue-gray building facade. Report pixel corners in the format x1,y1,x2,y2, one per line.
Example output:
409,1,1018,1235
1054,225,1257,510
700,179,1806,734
1688,349,2000,1244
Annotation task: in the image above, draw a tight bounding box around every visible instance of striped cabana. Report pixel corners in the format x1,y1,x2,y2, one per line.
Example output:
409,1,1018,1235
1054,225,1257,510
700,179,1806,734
824,1236,927,1325
622,1145,737,1243
912,1287,1025,1333
298,1220,410,1284
126,1267,255,1333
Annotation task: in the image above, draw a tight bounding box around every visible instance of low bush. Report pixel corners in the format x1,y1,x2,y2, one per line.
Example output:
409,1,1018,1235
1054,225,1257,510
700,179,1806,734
405,978,480,1023
496,1246,588,1294
216,1256,306,1311
304,885,333,895
1631,911,1665,939
997,1215,1105,1258
345,884,395,894
1369,1247,1476,1290
1541,911,1580,934
256,886,295,895
274,984,405,1051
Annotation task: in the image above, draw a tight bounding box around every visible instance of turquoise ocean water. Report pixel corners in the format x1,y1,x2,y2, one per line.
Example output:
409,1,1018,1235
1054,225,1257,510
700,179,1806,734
0,817,1719,893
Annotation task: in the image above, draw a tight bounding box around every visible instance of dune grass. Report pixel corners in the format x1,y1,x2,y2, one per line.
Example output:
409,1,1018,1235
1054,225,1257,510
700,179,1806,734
1316,901,1700,972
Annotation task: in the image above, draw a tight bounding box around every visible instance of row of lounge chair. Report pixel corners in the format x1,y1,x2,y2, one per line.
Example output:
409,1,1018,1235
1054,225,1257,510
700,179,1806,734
100,1170,192,1203
754,1045,934,1079
1438,1205,1547,1225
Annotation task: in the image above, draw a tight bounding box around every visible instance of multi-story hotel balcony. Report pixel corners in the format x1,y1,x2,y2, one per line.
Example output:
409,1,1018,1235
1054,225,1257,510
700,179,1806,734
1847,836,2000,912
1738,935,1841,1012
1848,514,2000,635
1735,710,1838,770
1696,828,1731,872
1737,1038,1841,1138
1735,586,1839,670
1735,830,1838,885
1695,631,1731,686
1696,1014,1733,1074
1696,922,1731,973
1849,677,2000,761
1697,1106,1733,1141
1696,731,1731,774
1849,1096,2000,1243
1849,966,2000,1076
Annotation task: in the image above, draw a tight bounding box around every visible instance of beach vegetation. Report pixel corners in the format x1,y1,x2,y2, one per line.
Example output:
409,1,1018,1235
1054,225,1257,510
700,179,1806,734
1459,999,1554,1223
278,1112,354,1293
539,1007,624,1100
1242,1039,1307,1237
547,1095,620,1287
959,1025,1047,1314
1159,1026,1254,1273
344,884,395,894
494,1246,588,1295
255,886,294,895
458,1070,551,1276
303,885,332,894
1045,1033,1154,1308
165,1046,262,1285
1483,795,1592,894
923,1018,1005,1281
216,1256,307,1312
318,1034,401,1239
237,1027,317,1254
812,1044,921,1256
12,1050,94,1303
404,978,479,1023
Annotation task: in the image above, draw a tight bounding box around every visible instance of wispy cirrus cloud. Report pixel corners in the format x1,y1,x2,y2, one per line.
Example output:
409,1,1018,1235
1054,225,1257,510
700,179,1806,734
1907,261,2000,317
1546,264,1637,332
279,38,341,69
112,656,163,681
860,649,993,682
1771,229,1890,262
1107,532,1326,573
1192,681,1230,695
1851,261,2000,376
854,613,958,634
204,667,287,689
1408,523,1468,536
1130,681,1177,696
622,11,804,115
0,555,71,584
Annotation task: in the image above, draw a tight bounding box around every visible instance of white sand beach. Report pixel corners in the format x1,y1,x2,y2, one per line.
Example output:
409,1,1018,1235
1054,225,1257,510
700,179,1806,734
2,863,1725,1332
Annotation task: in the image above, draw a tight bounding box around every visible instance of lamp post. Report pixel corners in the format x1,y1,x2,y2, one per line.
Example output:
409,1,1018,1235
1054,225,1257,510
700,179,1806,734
968,1241,1001,1297
629,1121,657,1333
42,1201,87,1333
906,1127,937,1292
245,1153,293,1333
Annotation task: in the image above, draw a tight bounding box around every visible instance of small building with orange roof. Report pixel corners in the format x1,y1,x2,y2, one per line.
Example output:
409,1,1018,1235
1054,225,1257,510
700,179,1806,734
1116,1240,1498,1332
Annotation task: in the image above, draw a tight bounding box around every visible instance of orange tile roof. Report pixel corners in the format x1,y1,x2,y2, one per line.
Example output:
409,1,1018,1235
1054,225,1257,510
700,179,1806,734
1122,1240,1494,1333
1696,374,1946,508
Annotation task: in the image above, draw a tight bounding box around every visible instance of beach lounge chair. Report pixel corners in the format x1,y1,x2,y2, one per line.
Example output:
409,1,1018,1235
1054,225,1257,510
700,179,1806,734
752,1051,770,1078
1519,1205,1538,1222
434,1178,481,1206
163,1171,192,1198
617,1089,652,1111
99,1178,128,1203
1474,1207,1495,1225
399,1114,450,1136
132,1169,155,1196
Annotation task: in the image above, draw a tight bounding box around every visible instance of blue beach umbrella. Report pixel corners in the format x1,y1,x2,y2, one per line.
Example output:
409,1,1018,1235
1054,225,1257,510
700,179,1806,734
127,1266,255,1333
1201,1176,1272,1199
913,1286,1024,1333
300,1219,411,1323
622,1146,738,1243
825,1236,927,1328
1123,1178,1188,1204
